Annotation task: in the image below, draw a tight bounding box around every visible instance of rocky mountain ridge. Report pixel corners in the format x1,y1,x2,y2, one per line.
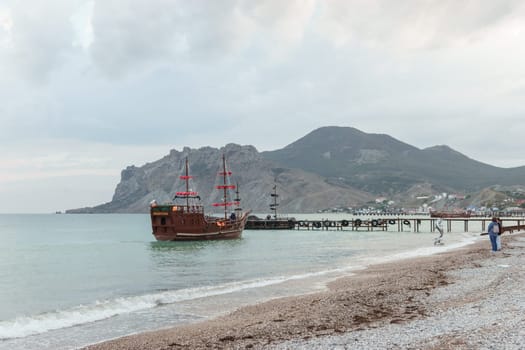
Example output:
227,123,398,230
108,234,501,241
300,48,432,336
67,127,525,214
68,143,373,213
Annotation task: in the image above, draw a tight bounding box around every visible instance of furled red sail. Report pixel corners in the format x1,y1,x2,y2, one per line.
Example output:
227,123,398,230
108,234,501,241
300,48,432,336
216,185,236,189
176,191,198,196
212,201,240,207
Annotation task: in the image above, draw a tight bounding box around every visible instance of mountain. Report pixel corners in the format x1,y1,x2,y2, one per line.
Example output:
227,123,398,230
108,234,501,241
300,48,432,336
67,143,373,213
262,126,525,194
67,126,525,214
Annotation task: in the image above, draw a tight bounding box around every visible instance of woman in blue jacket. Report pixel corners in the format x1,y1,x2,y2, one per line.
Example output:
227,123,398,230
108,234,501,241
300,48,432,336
487,217,500,252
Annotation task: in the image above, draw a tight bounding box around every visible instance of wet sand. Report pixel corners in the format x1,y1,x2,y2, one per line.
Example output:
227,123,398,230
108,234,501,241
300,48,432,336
84,233,523,350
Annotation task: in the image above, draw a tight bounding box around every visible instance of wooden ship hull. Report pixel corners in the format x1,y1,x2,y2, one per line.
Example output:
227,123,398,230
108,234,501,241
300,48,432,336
151,205,249,241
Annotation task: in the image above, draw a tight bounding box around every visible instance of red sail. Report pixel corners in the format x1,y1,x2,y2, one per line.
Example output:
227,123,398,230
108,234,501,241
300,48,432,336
180,175,193,180
176,191,198,196
216,185,236,189
212,201,240,207
218,171,232,176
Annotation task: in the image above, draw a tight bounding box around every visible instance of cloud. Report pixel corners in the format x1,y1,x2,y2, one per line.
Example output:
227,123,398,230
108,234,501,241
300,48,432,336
238,0,316,59
88,0,316,77
317,0,525,50
3,0,523,80
89,0,251,76
71,1,94,49
1,1,525,164
0,1,87,82
0,139,171,183
0,7,13,48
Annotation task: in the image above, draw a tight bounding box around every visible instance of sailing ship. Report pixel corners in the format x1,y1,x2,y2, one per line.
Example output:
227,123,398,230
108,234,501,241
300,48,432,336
245,184,296,230
150,155,249,241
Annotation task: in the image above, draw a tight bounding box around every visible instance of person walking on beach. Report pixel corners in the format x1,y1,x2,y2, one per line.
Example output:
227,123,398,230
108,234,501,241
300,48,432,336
487,217,500,252
434,218,444,245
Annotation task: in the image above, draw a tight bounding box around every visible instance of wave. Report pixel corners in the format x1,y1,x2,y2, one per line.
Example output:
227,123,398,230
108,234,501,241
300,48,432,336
0,268,349,340
1,235,478,340
356,234,480,266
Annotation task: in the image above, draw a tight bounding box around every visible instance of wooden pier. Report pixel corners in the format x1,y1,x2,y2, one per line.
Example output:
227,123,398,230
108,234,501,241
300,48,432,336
291,217,525,233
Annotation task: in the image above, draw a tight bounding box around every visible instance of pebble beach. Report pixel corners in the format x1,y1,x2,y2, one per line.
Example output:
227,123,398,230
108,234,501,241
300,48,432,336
84,232,525,350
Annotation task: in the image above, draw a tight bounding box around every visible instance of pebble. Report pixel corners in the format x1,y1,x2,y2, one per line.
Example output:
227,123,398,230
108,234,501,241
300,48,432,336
270,236,525,350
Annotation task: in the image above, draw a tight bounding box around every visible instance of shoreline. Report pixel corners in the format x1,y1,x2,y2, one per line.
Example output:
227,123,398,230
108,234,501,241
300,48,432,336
83,232,525,350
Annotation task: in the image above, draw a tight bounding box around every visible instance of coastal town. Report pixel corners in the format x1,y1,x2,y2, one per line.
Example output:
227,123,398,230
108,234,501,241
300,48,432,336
319,189,525,217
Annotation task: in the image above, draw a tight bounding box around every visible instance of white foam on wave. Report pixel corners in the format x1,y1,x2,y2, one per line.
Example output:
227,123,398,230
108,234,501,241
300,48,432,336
355,234,481,267
0,267,354,340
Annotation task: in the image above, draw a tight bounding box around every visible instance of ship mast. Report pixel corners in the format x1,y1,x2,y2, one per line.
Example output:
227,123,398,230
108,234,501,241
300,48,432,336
174,157,199,209
221,155,228,219
270,184,279,219
234,182,242,215
213,154,238,219
185,158,190,209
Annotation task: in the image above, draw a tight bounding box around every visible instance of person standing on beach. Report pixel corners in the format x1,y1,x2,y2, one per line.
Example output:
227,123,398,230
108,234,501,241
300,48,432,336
487,217,500,252
434,218,444,245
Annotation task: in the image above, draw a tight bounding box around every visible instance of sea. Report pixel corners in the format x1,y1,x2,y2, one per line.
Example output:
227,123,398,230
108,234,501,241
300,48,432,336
0,213,500,349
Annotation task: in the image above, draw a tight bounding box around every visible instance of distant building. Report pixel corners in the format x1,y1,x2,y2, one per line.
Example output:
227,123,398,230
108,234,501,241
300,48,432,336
449,193,466,200
505,206,523,212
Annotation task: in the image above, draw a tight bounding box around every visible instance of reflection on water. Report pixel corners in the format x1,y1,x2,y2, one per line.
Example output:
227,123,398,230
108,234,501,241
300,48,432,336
147,238,246,277
149,238,243,252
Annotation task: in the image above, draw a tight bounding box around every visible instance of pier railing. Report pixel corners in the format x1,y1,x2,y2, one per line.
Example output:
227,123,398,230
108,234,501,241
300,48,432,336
292,218,525,233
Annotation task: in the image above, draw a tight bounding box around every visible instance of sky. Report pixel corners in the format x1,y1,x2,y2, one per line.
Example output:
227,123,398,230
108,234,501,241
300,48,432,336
1,0,525,213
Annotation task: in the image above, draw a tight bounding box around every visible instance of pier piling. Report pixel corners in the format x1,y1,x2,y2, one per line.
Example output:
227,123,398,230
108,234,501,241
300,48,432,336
291,217,525,233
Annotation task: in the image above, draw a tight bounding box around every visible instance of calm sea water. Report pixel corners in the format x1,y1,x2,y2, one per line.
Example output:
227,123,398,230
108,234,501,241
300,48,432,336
0,213,490,349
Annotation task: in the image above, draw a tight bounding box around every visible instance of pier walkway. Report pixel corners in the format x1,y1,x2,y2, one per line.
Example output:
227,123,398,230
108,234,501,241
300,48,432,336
291,217,525,233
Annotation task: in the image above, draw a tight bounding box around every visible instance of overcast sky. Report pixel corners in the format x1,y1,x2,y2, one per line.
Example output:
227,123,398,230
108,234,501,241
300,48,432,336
1,0,524,213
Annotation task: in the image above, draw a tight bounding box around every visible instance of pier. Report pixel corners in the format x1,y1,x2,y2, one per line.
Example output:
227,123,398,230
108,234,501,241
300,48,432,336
291,217,525,233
